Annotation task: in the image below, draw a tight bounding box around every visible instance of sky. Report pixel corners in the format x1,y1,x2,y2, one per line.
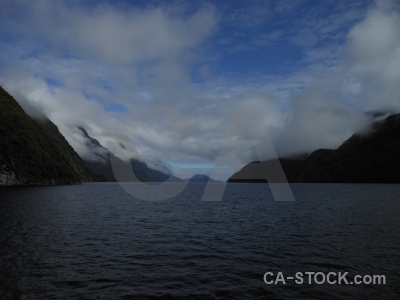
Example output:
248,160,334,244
0,0,400,180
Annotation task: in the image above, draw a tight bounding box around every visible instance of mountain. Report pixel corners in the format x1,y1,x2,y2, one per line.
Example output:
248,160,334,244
185,174,220,183
228,158,306,183
76,127,182,182
130,157,182,182
0,86,90,185
228,113,400,183
76,126,121,181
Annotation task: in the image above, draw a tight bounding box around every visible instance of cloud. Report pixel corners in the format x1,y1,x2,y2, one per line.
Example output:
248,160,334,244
274,0,400,157
274,87,371,157
0,0,399,181
221,0,272,30
1,0,216,64
343,0,400,111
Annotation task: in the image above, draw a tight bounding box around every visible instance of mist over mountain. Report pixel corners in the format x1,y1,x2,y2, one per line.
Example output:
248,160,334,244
228,113,400,183
0,86,90,185
0,85,182,185
0,1,399,181
75,126,182,182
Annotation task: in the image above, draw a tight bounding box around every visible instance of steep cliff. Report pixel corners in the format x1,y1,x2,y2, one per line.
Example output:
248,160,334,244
0,86,90,185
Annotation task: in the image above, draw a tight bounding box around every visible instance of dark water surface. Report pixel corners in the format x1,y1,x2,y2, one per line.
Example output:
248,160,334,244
0,183,399,299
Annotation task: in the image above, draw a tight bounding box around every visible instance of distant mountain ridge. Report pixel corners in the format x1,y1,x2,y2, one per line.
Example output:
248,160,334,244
5,82,399,185
0,85,90,185
76,127,182,182
0,85,181,185
229,113,400,183
185,174,220,183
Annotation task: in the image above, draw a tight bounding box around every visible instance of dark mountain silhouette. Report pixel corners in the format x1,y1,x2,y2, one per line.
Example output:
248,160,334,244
228,113,400,183
185,174,220,183
0,86,90,185
228,158,306,183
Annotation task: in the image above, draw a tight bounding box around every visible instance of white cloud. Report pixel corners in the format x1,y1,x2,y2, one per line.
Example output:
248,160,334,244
343,1,400,111
0,0,399,181
275,0,400,157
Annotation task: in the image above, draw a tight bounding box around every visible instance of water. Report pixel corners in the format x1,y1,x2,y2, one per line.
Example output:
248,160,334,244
0,183,399,299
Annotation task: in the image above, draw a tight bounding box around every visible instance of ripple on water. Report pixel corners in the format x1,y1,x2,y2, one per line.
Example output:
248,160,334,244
0,183,399,299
